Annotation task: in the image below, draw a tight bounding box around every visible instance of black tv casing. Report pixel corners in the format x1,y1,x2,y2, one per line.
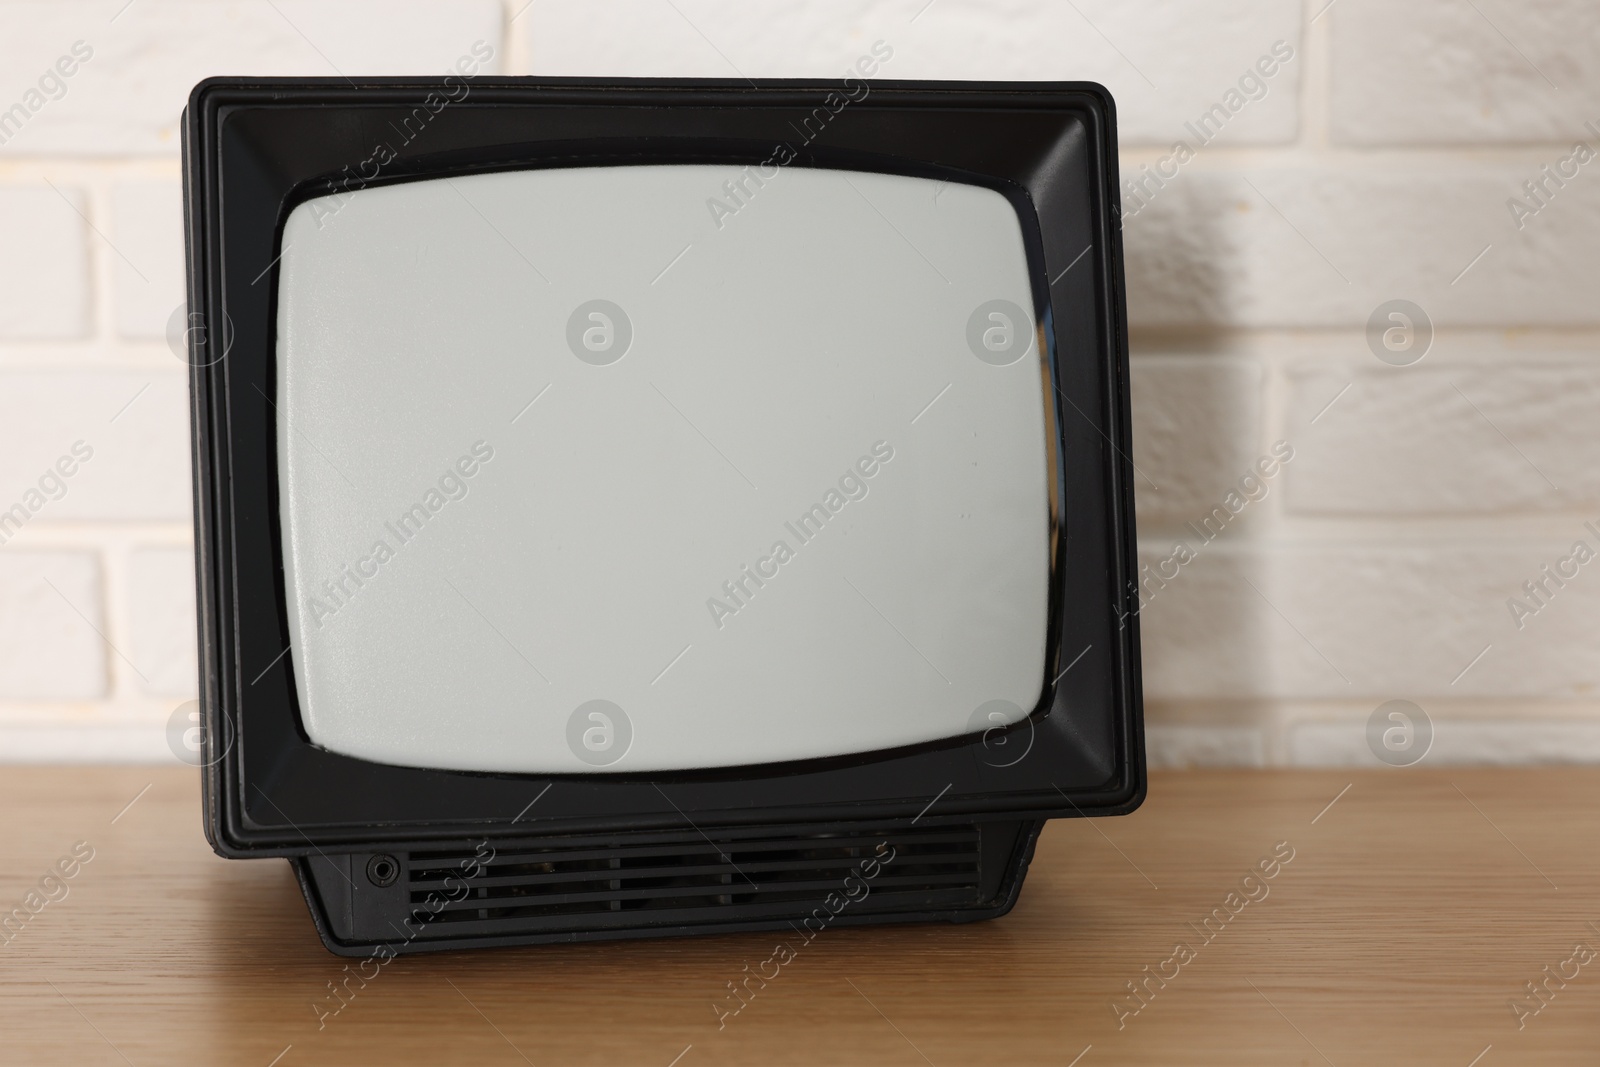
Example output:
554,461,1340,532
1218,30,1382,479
182,76,1144,956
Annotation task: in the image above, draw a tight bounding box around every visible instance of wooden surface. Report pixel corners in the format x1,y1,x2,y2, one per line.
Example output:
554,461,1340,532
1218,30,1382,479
1,767,1596,1065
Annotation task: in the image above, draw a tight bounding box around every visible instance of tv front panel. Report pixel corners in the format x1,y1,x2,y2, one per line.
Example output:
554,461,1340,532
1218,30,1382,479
184,77,1143,954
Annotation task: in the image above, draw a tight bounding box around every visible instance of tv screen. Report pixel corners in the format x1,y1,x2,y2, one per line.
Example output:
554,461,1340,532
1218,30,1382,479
278,164,1050,773
184,77,1143,954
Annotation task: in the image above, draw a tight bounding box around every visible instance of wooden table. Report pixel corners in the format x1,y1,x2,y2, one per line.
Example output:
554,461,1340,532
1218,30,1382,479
1,766,1595,1065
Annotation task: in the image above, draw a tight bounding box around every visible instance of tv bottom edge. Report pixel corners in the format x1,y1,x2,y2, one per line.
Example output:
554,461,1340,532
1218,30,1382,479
292,817,1046,955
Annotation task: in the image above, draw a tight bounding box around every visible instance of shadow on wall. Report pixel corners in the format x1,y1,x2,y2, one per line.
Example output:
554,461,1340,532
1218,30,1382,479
1121,184,1279,764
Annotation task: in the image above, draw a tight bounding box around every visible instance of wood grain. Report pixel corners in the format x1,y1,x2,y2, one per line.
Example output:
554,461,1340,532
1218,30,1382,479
0,766,1595,1065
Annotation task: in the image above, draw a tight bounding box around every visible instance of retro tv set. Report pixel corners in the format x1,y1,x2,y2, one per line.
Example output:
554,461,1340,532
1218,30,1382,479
182,73,1143,955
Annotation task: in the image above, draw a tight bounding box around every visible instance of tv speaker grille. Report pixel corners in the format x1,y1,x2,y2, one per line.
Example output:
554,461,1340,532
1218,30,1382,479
406,825,981,929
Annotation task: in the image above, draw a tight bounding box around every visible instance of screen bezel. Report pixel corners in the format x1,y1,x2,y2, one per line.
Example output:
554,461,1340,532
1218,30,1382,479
184,77,1144,854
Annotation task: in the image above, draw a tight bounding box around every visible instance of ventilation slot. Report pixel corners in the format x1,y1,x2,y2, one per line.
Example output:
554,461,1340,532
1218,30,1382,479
401,825,984,936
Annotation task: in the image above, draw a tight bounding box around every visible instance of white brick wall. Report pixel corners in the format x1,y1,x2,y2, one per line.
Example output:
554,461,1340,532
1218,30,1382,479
0,371,191,519
1287,361,1600,513
1138,542,1600,700
110,181,184,338
1131,357,1263,522
125,546,196,697
0,186,90,337
0,0,505,155
522,0,1304,145
1123,167,1600,327
0,552,106,699
0,0,1593,767
1329,0,1600,145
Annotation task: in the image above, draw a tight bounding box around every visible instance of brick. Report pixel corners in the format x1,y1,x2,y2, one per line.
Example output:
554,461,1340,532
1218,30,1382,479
0,371,190,522
0,1,503,155
1330,0,1600,145
0,721,172,763
520,0,1302,145
1131,357,1262,522
0,186,89,338
127,548,197,698
1136,543,1600,700
1146,724,1265,767
0,552,106,699
1123,166,1600,328
1136,546,1276,701
111,181,184,340
1288,715,1600,766
1288,361,1600,514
